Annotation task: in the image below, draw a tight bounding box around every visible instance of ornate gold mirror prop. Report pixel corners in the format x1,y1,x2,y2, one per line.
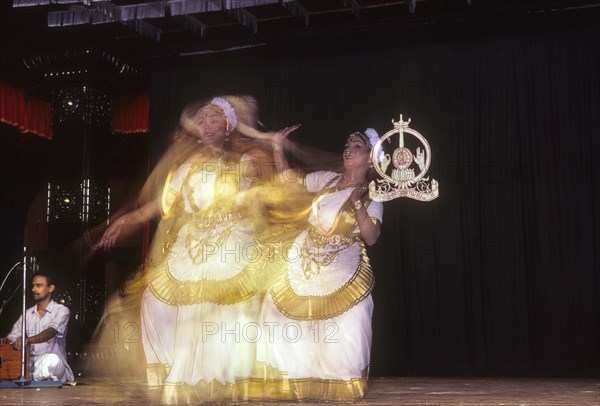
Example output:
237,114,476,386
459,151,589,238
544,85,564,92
369,115,439,202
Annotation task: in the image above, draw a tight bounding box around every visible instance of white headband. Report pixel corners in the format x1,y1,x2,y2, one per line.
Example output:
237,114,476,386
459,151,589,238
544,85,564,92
209,97,237,130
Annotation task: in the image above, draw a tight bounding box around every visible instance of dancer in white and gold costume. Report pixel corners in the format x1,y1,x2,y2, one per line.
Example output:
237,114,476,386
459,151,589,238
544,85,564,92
100,95,273,403
255,129,383,402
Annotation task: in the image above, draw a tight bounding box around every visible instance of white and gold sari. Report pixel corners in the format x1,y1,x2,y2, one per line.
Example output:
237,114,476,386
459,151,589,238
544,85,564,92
256,170,383,402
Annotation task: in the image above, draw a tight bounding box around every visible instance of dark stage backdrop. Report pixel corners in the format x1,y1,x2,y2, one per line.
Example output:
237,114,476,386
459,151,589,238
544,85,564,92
148,18,599,378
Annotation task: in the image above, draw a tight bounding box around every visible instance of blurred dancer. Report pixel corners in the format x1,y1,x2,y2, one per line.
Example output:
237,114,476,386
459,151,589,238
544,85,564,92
100,95,273,403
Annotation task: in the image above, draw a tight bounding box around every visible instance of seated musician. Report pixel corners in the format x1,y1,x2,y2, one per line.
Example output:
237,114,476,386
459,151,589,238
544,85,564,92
1,272,73,382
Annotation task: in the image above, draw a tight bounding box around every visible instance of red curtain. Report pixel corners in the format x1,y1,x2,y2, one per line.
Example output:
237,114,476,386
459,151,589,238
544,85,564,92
1,84,149,137
112,94,149,134
0,82,53,139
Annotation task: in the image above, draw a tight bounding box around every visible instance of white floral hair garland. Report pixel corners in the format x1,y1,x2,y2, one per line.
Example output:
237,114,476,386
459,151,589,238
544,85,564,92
209,97,238,130
364,127,390,163
363,128,379,149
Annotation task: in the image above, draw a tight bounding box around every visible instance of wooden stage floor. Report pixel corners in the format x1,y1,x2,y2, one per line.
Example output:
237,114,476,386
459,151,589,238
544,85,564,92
0,377,598,405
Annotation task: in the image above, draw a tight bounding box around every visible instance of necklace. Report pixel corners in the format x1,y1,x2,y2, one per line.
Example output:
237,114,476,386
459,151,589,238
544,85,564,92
335,173,364,191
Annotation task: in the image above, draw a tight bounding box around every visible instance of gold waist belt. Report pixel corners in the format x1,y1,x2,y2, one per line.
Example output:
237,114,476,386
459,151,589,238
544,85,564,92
307,226,360,248
191,211,241,231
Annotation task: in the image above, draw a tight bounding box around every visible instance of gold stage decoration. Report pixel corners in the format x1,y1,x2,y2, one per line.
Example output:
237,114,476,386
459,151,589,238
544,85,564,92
369,114,439,202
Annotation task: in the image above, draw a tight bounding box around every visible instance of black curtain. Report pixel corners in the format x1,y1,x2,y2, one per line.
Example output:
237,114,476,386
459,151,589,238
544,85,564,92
148,16,599,377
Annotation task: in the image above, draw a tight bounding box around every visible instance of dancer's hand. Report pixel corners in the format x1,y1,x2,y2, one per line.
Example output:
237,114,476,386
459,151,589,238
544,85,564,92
99,216,129,250
350,181,369,204
272,124,301,149
271,124,301,174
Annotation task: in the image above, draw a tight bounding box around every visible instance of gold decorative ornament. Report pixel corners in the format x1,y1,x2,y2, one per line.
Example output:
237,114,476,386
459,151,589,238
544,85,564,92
369,114,439,202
